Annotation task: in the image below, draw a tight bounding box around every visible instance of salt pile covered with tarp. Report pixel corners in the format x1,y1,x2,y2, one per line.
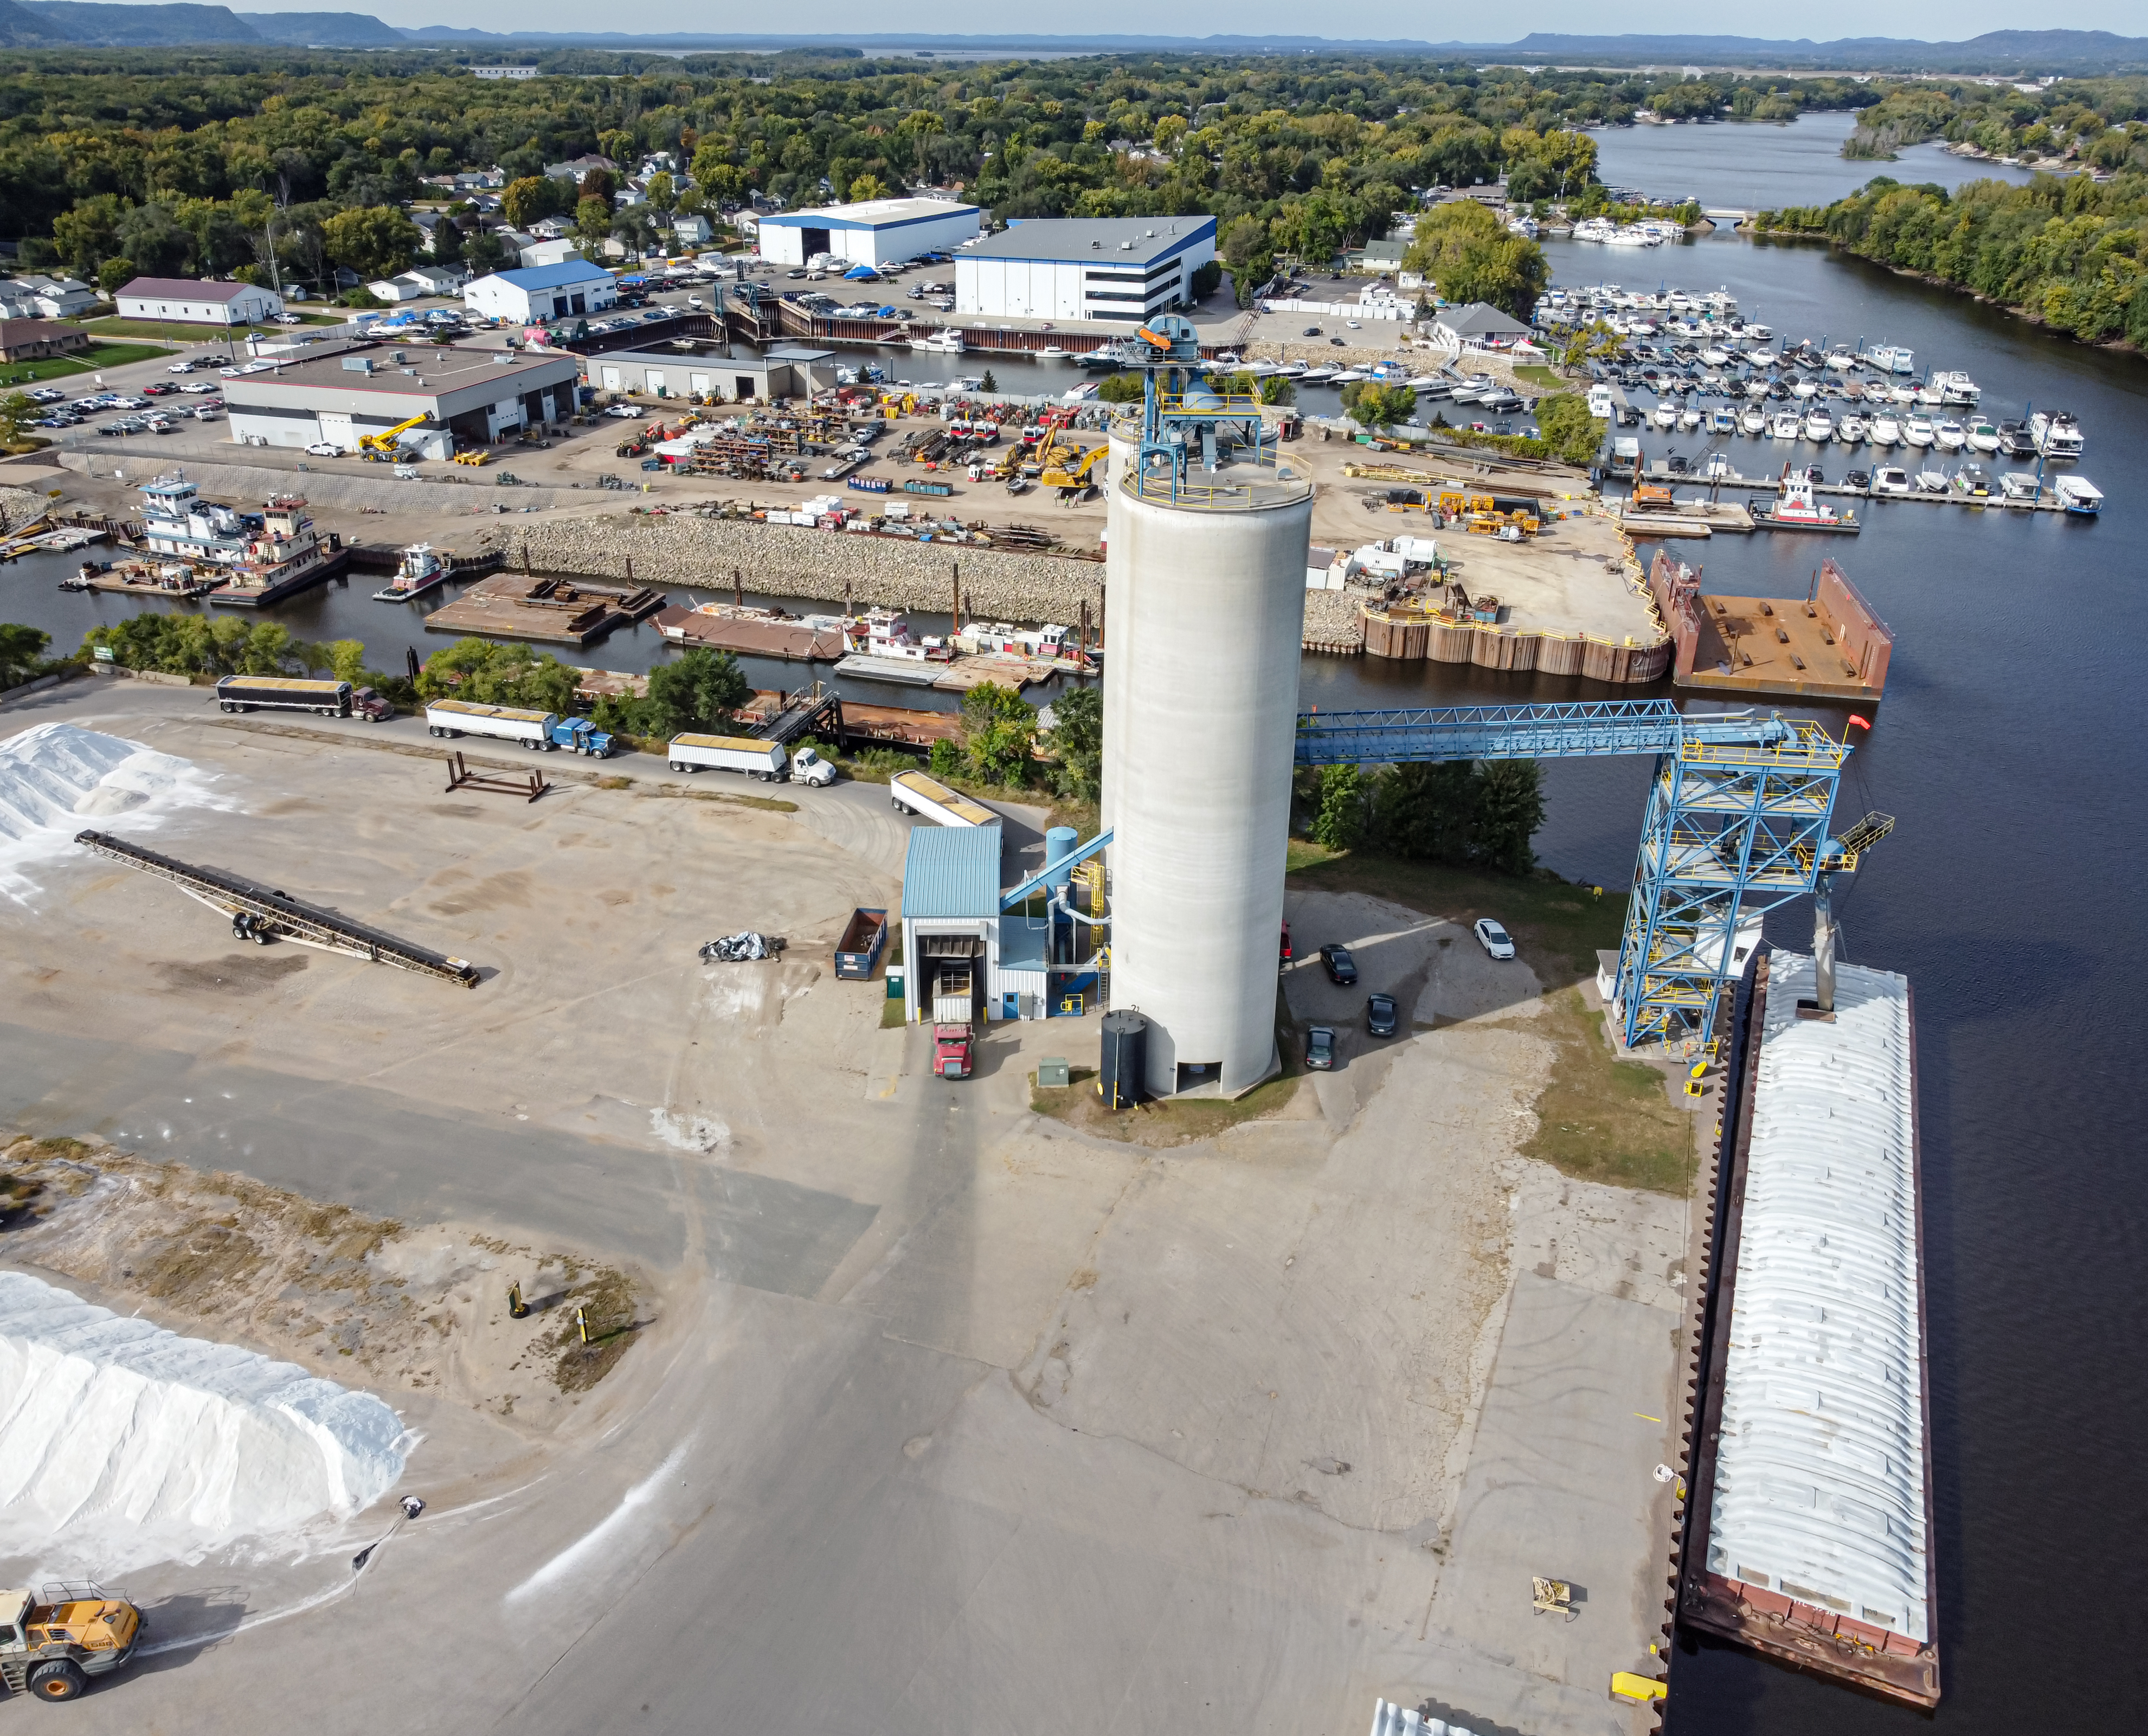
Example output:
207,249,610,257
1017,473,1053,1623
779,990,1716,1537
0,1271,410,1570
0,721,226,897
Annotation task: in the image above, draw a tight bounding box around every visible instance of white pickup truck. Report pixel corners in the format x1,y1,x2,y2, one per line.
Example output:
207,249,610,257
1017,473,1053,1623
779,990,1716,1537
668,734,788,781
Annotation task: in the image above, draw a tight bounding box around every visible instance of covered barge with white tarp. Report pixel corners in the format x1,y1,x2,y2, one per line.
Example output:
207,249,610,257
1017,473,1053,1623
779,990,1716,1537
1677,948,1939,1707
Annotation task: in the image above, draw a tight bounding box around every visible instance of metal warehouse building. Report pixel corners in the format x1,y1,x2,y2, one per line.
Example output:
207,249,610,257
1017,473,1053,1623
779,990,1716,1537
220,344,582,457
955,216,1216,324
899,825,1065,1026
756,197,980,269
588,343,835,403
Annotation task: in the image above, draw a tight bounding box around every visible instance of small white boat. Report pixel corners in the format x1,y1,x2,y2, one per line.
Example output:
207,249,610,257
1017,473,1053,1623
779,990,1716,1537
1330,369,1368,385
1769,411,1801,440
1278,360,1309,377
1913,383,1944,408
1792,377,1820,400
372,542,449,602
1677,406,1702,432
1904,414,1937,448
1933,419,1969,452
1300,365,1338,383
1999,471,2041,504
1803,408,1835,442
1889,382,1918,405
1914,466,1951,493
2055,474,2102,516
1838,413,1868,445
1652,402,1679,430
1709,408,1736,434
1870,466,1911,496
1745,379,1771,400
1739,406,1766,435
1406,372,1440,388
1967,419,2001,454
2031,410,2085,458
1037,345,1067,359
1934,370,1981,405
1824,347,1858,371
1870,414,1902,447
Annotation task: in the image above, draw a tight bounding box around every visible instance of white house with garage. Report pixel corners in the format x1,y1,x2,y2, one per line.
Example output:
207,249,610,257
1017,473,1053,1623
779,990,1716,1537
115,276,284,326
463,261,616,324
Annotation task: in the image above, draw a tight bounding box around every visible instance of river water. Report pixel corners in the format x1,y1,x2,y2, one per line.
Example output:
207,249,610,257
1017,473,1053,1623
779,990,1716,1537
3,123,2139,1731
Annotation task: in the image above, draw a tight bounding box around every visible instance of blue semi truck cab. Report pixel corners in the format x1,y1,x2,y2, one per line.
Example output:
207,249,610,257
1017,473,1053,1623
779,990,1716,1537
547,718,616,757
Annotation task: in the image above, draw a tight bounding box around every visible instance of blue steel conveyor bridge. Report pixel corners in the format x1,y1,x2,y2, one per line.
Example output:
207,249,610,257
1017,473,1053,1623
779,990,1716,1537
1294,699,1855,1052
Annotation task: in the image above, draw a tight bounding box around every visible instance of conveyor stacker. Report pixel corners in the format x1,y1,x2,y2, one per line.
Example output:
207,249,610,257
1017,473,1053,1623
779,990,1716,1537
75,830,478,987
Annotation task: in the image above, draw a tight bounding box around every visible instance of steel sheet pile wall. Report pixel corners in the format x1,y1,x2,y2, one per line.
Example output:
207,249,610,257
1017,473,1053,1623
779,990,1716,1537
1101,473,1312,1097
1681,949,1940,1706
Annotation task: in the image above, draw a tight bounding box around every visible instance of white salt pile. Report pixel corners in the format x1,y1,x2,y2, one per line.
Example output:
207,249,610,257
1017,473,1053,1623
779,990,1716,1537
0,1272,410,1572
0,721,227,898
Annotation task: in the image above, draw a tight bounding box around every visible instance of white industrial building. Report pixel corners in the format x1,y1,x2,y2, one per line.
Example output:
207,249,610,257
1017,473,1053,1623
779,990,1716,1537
756,197,980,269
463,261,616,324
955,216,1216,325
115,277,284,326
220,343,582,457
900,825,1048,1026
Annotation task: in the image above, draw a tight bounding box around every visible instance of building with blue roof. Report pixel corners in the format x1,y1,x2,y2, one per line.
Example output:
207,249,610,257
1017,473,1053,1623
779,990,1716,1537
757,197,980,269
463,259,618,325
899,823,1062,1025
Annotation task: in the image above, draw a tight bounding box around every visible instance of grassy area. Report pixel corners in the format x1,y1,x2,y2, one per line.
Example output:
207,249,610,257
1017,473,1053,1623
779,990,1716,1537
81,314,336,344
1512,364,1565,390
0,342,169,384
1028,986,1302,1146
1518,988,1694,1195
1287,847,1625,981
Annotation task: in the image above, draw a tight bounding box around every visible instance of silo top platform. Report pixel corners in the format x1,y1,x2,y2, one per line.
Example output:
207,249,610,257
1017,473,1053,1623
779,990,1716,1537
1117,468,1314,512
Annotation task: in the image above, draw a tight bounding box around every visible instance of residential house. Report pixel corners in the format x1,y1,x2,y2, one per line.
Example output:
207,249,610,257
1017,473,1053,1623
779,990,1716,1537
1429,301,1533,349
518,238,584,270
667,214,713,247
367,265,470,303
0,318,88,363
0,275,98,319
543,153,617,182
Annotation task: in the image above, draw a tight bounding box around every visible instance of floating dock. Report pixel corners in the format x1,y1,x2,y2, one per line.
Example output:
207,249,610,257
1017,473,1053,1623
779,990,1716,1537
1649,553,1890,704
1678,949,1939,1707
424,572,666,646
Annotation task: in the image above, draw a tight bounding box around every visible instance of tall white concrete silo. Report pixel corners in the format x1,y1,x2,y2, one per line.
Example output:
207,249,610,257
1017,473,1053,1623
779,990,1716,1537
1101,461,1314,1098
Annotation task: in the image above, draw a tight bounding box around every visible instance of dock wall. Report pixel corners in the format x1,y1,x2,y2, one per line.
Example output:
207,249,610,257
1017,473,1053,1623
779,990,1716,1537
1361,597,1672,683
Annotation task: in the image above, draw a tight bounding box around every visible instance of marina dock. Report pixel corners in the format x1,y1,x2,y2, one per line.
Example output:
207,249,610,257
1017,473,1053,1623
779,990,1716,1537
833,650,1057,691
424,571,667,646
652,604,847,661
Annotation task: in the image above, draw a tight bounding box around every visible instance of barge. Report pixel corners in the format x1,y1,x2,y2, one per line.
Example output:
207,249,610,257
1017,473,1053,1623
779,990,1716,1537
1677,948,1939,1707
1648,552,1892,705
422,571,667,646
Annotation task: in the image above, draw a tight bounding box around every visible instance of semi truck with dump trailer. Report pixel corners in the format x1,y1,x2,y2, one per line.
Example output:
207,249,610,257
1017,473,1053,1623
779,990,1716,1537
931,962,974,1023
834,907,888,979
668,734,788,781
2,1585,142,1701
216,676,391,721
890,769,999,828
933,1023,973,1079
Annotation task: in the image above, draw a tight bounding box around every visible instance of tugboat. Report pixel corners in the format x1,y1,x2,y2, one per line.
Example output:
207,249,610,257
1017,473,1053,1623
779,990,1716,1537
1751,473,1860,534
843,608,952,662
372,542,452,602
135,475,339,606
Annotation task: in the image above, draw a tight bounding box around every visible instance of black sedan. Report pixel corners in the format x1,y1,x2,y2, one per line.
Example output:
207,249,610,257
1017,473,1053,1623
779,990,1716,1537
1366,993,1398,1038
1320,943,1358,985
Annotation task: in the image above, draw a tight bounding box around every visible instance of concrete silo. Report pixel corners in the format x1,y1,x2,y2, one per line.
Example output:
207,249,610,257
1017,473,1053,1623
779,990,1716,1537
1101,336,1312,1097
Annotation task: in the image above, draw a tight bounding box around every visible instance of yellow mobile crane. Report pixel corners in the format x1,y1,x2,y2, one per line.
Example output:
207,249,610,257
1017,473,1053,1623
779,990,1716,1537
357,413,430,462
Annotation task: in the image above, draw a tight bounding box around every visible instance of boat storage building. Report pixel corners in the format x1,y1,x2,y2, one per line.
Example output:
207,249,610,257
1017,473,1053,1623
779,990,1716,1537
956,216,1217,325
756,197,981,269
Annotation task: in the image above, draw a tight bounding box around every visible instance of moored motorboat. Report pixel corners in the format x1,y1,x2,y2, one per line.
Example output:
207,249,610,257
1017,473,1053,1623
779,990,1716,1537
1967,418,2001,454
1870,413,1902,447
2030,410,2084,458
1870,465,1911,496
1837,412,1868,445
1803,408,1835,442
1752,474,1860,532
1739,406,1766,435
1933,419,1968,452
2055,474,2102,516
1903,414,1936,448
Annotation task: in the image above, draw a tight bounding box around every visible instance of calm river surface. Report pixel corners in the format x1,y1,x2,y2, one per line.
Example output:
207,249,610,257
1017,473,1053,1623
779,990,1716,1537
3,124,2139,1733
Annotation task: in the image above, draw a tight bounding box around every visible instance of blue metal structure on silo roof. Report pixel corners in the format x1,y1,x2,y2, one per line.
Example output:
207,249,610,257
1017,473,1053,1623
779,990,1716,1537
1292,700,1854,1053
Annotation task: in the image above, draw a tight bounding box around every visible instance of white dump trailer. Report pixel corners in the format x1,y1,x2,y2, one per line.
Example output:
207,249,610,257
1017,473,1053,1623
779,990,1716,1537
890,769,1000,828
425,699,558,749
668,734,788,781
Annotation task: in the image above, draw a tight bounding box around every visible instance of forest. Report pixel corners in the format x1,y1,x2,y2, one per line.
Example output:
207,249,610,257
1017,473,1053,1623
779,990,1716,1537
0,48,1904,297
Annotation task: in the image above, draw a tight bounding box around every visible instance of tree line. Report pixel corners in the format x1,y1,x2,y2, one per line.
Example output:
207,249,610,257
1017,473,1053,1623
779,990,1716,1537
0,48,1938,300
1755,170,2148,346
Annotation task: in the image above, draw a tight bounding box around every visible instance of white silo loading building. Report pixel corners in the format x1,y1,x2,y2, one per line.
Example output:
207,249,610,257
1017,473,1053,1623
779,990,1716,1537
1101,320,1312,1097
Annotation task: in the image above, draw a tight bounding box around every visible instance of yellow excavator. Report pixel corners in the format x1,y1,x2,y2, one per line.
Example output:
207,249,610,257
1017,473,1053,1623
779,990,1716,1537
1040,442,1106,491
357,413,430,462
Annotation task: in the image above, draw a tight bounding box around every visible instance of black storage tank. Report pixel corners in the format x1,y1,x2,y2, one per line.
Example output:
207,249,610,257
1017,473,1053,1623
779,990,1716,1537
1098,1011,1147,1109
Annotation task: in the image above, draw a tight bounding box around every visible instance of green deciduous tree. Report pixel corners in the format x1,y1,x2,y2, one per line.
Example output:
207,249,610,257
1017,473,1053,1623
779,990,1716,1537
501,175,563,229
416,638,577,712
0,622,51,687
1404,201,1549,317
959,681,1037,786
1044,685,1101,802
1311,762,1366,850
321,205,422,280
646,645,749,735
1471,760,1545,876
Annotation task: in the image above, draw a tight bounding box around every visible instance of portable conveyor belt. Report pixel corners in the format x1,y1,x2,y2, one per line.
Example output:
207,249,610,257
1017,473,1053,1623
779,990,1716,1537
74,830,478,987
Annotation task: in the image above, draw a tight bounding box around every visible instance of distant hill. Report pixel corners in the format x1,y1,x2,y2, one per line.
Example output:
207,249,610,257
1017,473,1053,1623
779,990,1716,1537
21,1,261,43
0,0,73,43
0,16,2141,72
239,9,400,44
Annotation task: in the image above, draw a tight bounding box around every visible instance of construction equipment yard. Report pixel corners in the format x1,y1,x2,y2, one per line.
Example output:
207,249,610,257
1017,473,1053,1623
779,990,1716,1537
0,678,1691,1734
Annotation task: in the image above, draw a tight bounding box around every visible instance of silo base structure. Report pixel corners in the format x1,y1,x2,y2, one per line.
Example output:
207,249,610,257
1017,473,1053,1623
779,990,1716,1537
1101,468,1314,1097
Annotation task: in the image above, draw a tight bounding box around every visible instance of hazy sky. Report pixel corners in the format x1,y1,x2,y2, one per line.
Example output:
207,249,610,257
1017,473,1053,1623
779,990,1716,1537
333,3,2138,40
